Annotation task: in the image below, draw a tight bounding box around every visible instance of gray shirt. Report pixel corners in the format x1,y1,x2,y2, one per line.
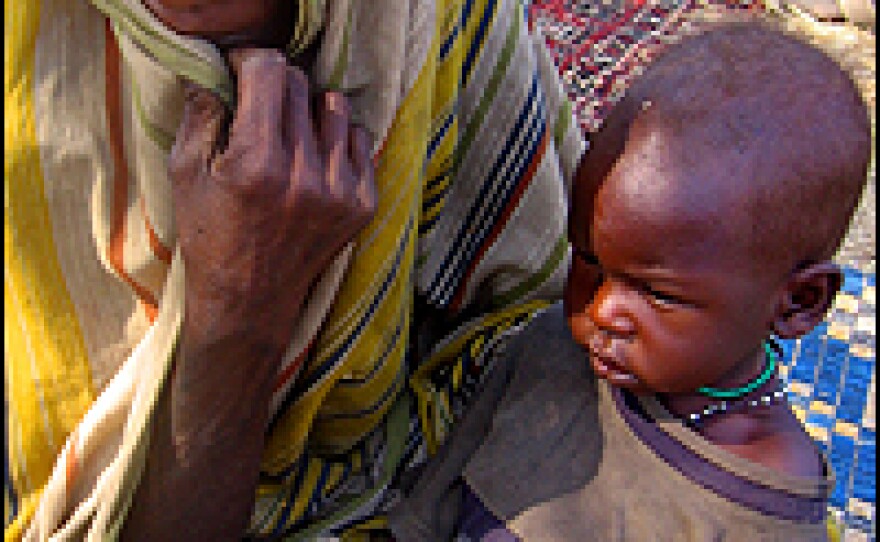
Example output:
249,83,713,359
389,303,832,541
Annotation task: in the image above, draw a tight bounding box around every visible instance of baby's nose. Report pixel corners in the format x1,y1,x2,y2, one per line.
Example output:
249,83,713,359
589,280,636,337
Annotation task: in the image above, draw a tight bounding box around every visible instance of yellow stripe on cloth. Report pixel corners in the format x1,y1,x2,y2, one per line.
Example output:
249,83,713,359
421,0,463,234
339,517,389,542
5,0,96,532
412,299,550,454
260,12,439,472
4,493,40,542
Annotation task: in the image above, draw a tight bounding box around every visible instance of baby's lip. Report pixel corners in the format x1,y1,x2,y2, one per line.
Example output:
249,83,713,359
586,337,639,387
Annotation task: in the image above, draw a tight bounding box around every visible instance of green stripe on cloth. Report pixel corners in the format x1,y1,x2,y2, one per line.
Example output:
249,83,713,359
89,0,233,103
451,2,520,175
130,74,174,151
553,100,572,151
491,234,568,309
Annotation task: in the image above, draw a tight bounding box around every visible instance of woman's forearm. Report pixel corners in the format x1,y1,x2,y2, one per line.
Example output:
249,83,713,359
119,48,376,540
120,309,290,541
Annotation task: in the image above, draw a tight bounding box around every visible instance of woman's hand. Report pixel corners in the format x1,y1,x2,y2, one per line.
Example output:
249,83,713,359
122,48,376,541
171,47,376,356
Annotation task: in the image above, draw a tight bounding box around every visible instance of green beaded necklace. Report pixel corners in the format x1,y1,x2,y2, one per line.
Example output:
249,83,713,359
697,342,777,399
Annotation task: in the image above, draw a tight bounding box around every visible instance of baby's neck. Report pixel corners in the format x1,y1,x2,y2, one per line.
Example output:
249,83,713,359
659,373,782,442
656,375,823,478
660,345,769,430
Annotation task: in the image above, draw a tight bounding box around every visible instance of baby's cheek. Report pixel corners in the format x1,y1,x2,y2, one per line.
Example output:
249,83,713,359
565,313,592,349
645,337,715,393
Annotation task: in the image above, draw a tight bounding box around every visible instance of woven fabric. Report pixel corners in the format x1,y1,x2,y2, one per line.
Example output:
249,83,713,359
530,0,765,133
4,0,582,539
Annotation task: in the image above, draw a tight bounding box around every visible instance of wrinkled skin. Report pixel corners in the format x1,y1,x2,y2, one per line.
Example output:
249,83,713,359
172,50,376,353
122,47,376,541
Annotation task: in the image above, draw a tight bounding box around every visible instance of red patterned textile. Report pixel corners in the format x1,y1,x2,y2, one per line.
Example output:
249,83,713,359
529,0,765,132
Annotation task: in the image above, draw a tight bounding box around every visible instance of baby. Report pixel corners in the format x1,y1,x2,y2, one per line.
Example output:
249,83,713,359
388,22,871,541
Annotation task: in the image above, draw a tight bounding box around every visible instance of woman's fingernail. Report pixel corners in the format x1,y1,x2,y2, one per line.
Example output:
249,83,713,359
324,91,348,115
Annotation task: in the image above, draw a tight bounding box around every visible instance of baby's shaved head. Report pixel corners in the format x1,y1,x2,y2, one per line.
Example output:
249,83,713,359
585,22,871,271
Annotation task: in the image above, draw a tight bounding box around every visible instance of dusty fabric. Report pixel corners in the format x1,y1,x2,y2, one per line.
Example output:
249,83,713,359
389,303,834,542
4,0,583,539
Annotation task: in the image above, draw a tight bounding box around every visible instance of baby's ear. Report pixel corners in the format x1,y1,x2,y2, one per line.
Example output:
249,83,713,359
772,262,842,339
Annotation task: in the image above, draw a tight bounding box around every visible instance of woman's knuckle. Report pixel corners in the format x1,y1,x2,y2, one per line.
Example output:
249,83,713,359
291,182,324,209
335,195,366,222
237,152,286,194
168,144,192,177
325,190,349,211
239,49,286,78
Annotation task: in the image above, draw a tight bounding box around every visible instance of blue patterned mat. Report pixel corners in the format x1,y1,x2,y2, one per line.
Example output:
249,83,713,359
780,265,876,540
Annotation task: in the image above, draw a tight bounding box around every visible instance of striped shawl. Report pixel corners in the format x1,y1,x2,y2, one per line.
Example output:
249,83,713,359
4,0,583,539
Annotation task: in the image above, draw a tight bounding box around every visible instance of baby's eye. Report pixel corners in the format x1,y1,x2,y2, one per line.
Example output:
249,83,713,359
643,286,682,306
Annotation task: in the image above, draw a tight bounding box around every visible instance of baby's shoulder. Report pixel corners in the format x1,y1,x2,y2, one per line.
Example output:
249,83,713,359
716,407,825,479
758,411,826,478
